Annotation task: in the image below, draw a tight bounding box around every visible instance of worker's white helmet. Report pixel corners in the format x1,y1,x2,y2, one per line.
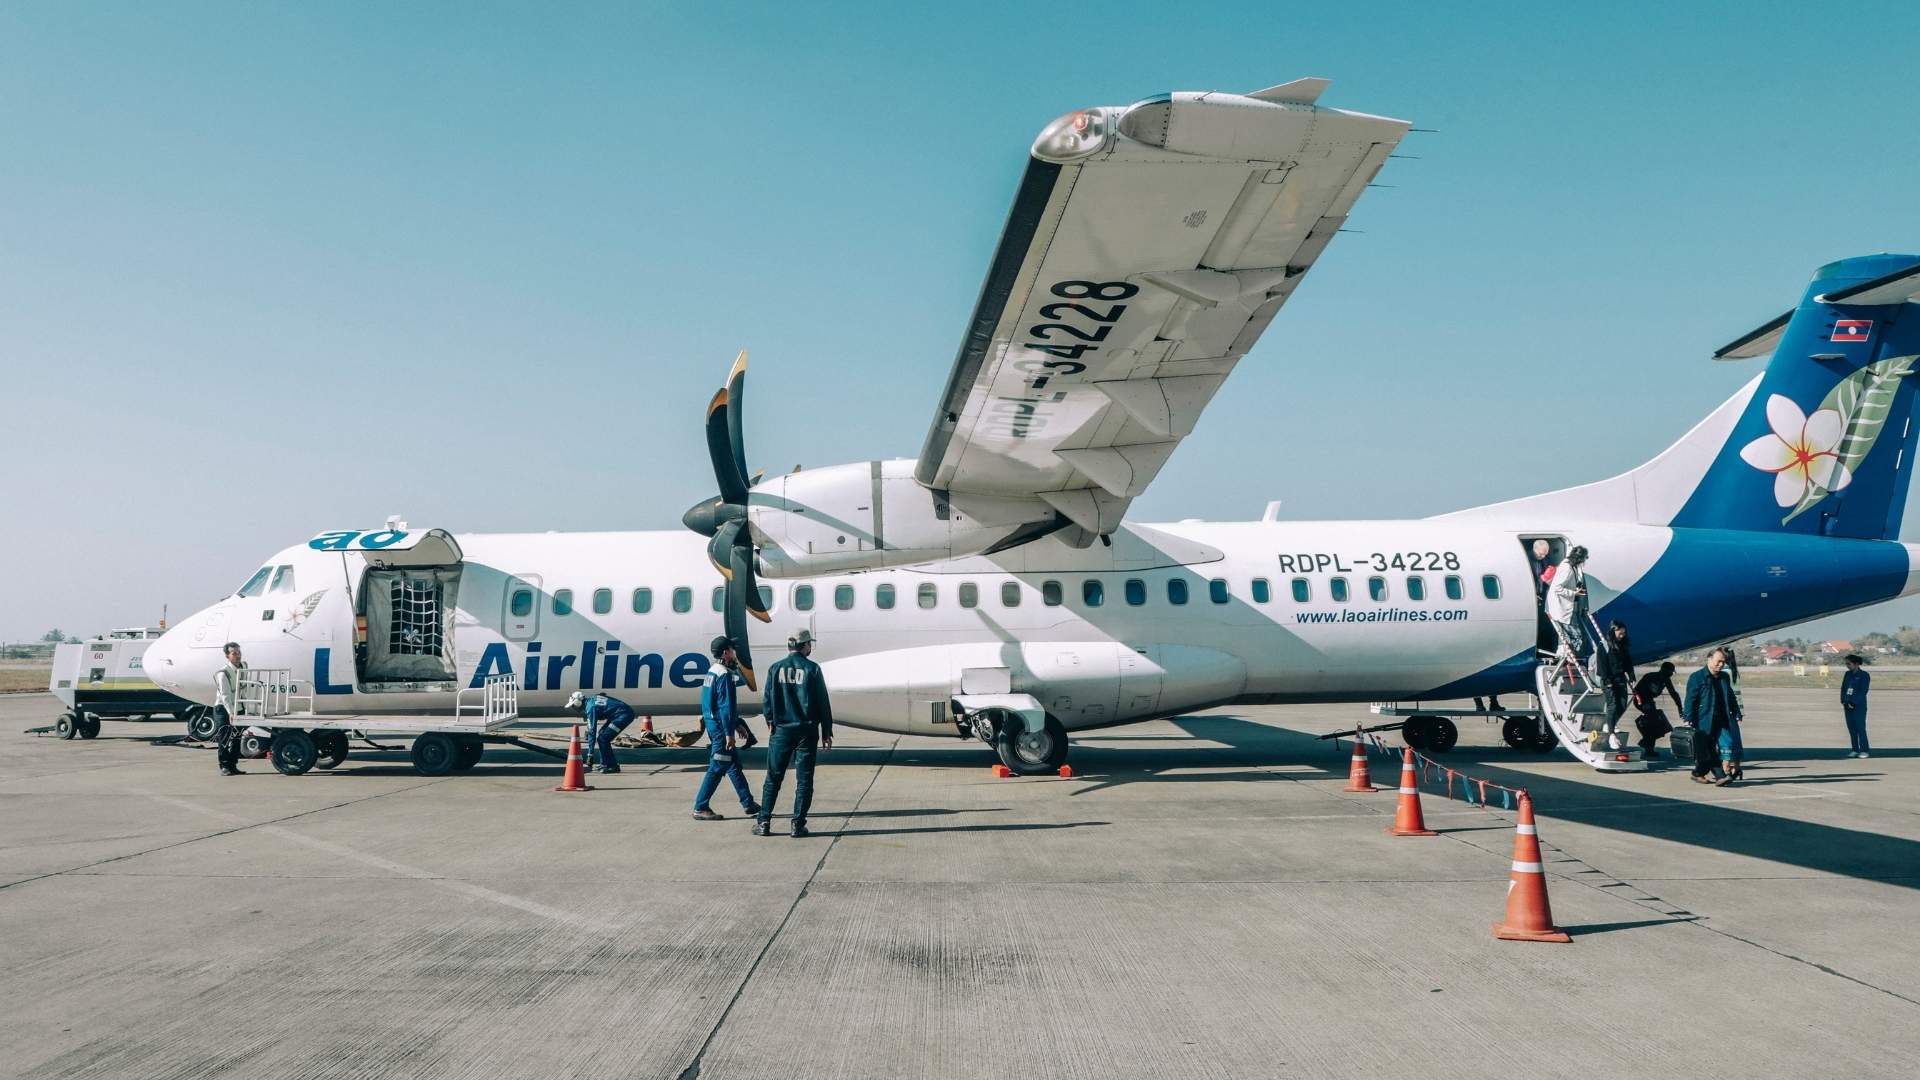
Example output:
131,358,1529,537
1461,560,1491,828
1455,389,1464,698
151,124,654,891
565,691,585,710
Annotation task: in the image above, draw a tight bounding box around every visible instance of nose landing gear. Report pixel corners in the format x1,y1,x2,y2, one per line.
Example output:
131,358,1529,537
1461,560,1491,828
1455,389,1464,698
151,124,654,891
963,707,1070,775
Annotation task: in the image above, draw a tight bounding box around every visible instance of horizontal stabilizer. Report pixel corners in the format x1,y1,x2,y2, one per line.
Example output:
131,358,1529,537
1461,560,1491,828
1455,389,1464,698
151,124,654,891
1819,259,1920,305
1714,310,1792,360
1247,77,1330,104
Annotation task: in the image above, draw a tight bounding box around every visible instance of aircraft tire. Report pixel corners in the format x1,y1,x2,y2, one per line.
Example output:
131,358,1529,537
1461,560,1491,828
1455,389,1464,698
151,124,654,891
1401,716,1431,750
78,714,101,739
54,711,78,740
183,707,219,743
1501,716,1534,750
313,731,349,770
1527,726,1558,753
453,738,485,771
994,712,1068,775
1426,717,1458,753
239,732,270,759
411,733,458,777
271,730,317,776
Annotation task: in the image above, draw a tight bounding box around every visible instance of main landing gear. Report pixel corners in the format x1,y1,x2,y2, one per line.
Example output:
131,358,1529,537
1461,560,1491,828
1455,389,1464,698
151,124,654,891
960,708,1069,775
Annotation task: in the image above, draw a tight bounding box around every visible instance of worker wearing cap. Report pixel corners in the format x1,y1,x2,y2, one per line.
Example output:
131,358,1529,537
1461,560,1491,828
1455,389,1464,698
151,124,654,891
567,690,637,774
753,629,834,838
693,636,760,821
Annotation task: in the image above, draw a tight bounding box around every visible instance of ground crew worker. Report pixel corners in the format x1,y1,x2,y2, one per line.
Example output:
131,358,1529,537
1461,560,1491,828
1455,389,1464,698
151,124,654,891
1841,654,1871,757
567,690,637,773
1544,544,1590,662
754,629,834,838
693,636,760,821
212,642,247,776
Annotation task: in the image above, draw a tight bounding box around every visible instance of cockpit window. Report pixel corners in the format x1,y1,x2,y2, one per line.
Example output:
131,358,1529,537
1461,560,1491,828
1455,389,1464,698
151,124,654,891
236,567,272,598
269,565,296,594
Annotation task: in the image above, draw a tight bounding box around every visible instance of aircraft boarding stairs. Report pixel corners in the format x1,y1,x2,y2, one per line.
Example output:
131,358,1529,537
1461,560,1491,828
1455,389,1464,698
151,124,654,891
1532,614,1651,773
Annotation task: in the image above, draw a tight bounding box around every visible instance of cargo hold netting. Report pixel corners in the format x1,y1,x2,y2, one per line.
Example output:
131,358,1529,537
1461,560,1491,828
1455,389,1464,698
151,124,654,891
362,567,461,682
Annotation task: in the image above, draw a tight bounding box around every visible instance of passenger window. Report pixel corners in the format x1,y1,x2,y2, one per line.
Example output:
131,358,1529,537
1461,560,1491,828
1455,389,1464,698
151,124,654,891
1445,575,1464,601
1124,579,1146,606
711,587,725,612
1251,578,1271,604
270,565,296,594
876,584,896,610
592,588,612,615
1042,581,1063,606
959,582,979,608
1407,576,1426,602
1209,578,1229,604
1368,576,1388,602
835,584,855,610
553,589,573,616
1001,582,1021,607
632,587,652,614
1330,577,1350,602
1083,579,1104,607
1482,575,1502,600
757,585,773,611
1291,578,1310,603
1168,579,1189,605
236,567,272,598
794,585,814,611
918,583,938,609
511,589,534,617
672,587,692,614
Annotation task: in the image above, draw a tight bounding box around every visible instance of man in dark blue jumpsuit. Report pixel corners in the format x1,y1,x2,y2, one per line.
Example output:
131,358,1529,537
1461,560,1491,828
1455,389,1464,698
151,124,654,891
693,636,760,821
753,629,834,838
567,690,637,773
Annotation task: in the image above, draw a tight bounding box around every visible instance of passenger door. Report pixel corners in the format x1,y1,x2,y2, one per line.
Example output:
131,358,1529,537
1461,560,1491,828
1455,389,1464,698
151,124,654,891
502,575,542,642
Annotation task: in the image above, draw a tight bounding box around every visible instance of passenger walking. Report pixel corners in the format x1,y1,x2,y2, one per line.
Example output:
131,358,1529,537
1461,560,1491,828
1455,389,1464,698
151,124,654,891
1683,647,1740,785
1719,649,1747,779
567,690,637,773
692,636,761,821
1841,653,1872,757
1591,620,1634,751
211,642,248,776
1631,661,1683,757
1544,545,1590,662
753,630,834,838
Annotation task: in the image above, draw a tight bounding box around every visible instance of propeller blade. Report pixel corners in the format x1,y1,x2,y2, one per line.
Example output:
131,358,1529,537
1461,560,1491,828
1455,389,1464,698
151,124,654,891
705,387,749,506
707,519,742,579
736,542,772,624
726,350,749,492
724,541,759,691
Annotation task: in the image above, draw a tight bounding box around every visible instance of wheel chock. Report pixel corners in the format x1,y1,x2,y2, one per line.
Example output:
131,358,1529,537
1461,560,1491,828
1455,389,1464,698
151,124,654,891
1058,764,1073,778
991,764,1012,778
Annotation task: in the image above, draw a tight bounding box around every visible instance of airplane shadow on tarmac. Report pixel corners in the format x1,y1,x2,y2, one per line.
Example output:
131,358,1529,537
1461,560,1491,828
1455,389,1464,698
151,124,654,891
1160,714,1920,893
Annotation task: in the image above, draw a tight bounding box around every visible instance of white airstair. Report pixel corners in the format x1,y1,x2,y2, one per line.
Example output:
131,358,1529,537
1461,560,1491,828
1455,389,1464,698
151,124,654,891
1533,619,1650,773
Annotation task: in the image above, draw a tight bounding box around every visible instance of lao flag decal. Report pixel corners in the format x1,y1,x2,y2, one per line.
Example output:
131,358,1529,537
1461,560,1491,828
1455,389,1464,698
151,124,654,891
1832,320,1872,342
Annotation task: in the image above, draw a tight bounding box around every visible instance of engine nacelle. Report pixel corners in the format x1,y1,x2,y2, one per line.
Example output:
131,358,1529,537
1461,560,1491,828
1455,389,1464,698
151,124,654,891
748,459,1058,577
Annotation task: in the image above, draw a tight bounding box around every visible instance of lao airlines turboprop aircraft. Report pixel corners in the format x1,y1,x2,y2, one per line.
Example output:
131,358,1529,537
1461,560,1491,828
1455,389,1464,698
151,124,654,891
146,78,1920,775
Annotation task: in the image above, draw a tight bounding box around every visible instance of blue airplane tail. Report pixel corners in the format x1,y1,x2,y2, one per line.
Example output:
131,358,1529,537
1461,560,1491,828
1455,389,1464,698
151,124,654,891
1670,253,1920,539
1449,253,1920,540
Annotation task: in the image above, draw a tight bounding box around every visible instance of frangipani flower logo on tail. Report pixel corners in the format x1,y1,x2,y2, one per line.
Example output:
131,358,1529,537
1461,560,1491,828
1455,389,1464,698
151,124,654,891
1739,355,1918,524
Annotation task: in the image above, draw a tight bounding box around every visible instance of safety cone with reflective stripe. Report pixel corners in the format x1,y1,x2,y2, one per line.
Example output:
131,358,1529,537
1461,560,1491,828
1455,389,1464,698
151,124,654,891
1387,748,1437,836
553,725,594,792
1342,732,1378,793
640,715,654,735
1493,794,1569,942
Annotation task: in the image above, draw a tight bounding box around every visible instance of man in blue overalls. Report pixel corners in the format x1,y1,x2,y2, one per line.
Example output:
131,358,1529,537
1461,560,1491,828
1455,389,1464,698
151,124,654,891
693,636,760,821
567,690,637,774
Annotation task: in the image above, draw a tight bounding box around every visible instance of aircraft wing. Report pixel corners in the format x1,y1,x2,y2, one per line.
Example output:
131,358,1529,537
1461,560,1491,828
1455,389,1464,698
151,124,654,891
914,80,1409,535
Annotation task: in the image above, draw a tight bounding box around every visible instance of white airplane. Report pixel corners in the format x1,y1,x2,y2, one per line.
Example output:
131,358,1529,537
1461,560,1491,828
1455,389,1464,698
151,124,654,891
146,79,1920,775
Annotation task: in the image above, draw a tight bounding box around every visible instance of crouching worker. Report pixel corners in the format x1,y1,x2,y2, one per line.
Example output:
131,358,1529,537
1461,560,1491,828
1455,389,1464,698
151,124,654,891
1631,661,1682,758
567,690,637,773
754,630,834,838
693,636,760,822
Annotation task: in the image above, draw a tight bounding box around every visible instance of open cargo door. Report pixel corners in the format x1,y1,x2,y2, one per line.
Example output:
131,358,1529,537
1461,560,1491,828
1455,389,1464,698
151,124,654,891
312,528,466,690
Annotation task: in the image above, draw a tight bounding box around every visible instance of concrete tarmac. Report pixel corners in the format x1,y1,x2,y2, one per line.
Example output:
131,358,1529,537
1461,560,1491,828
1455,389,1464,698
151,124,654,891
2,689,1916,1079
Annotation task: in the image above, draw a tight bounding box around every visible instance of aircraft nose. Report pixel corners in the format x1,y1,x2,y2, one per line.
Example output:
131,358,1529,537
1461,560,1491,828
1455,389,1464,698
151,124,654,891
143,625,204,701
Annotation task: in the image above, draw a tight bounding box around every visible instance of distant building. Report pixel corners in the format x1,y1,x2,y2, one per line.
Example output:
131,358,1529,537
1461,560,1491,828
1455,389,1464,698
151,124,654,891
1820,639,1854,656
1762,645,1802,665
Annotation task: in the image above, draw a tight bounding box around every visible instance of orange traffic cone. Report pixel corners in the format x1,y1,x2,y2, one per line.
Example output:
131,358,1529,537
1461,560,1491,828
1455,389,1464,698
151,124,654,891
553,725,594,792
1343,732,1378,793
1387,748,1437,836
1493,795,1569,942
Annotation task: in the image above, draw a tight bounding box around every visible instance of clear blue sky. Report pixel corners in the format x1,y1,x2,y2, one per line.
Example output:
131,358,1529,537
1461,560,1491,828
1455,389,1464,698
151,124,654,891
4,1,1919,642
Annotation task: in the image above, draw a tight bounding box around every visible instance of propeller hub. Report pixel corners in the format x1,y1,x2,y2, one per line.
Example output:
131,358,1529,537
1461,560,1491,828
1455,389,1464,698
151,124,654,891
681,496,744,538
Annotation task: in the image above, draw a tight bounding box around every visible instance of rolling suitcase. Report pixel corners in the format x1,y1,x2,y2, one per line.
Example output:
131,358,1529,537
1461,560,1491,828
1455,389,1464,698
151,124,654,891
1669,725,1696,759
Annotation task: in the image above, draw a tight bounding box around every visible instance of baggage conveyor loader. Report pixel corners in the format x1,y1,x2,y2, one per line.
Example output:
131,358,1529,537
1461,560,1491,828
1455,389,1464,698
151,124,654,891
234,669,559,776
